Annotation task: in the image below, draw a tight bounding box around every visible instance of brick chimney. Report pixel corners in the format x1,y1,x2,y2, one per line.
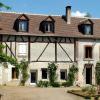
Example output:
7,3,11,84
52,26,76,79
66,6,71,24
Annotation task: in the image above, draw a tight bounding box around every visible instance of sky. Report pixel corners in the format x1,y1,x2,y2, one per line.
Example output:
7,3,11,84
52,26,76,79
0,0,100,18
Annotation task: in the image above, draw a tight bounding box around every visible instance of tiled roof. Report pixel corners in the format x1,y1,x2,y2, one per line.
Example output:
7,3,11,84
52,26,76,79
0,12,100,38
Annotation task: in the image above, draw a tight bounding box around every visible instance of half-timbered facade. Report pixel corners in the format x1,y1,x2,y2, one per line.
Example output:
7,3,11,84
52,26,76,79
0,6,100,86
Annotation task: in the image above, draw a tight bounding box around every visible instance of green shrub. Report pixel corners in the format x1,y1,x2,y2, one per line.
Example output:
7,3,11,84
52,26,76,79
82,86,90,92
67,64,78,86
61,82,67,87
37,81,50,87
51,82,60,87
48,63,58,84
82,85,96,95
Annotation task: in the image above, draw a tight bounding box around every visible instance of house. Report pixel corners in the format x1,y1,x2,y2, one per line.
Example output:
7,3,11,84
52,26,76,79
0,5,100,86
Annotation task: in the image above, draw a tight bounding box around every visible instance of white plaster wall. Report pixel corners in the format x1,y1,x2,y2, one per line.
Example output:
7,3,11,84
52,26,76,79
1,42,74,85
26,62,72,85
77,39,100,86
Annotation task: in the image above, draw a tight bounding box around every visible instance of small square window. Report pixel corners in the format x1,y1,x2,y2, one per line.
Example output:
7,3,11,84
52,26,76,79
42,68,47,79
60,70,67,80
84,25,92,35
19,21,28,32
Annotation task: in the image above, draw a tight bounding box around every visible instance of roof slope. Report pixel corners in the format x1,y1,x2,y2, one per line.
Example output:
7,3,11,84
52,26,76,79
0,12,100,38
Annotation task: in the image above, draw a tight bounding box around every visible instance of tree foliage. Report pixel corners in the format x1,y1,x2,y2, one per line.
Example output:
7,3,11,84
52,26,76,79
20,59,29,86
0,2,11,10
48,62,58,84
95,61,100,85
67,64,78,86
0,43,20,76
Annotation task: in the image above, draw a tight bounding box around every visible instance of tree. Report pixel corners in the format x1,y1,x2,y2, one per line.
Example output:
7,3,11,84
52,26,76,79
0,2,11,10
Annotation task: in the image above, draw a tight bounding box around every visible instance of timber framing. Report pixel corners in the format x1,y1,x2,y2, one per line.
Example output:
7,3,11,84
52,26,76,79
0,34,77,63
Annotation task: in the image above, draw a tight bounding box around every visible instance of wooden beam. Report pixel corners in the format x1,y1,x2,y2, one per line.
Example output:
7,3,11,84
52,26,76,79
5,42,16,59
28,36,31,62
55,42,57,62
31,60,72,63
10,42,12,57
58,43,73,62
36,43,49,61
74,38,78,62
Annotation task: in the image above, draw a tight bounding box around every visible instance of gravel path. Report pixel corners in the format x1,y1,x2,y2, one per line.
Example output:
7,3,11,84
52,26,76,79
0,86,84,100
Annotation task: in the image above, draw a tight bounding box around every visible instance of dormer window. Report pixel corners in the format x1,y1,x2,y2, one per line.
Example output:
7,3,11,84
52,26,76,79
14,14,29,32
44,22,54,32
40,16,55,33
84,24,92,35
19,20,28,32
78,19,93,35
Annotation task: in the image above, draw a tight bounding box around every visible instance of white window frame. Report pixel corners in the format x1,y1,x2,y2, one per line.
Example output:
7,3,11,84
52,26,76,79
19,21,28,32
18,43,27,56
44,22,53,32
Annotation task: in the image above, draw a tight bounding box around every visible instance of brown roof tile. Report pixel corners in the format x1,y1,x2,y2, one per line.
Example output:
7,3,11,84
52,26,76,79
0,12,100,38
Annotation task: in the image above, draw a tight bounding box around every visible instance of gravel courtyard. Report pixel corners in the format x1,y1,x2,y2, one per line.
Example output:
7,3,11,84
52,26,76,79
0,86,84,100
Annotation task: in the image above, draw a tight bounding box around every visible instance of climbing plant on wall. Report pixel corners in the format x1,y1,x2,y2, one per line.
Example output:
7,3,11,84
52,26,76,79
0,43,20,76
20,59,29,86
48,62,58,85
96,61,100,94
67,64,78,86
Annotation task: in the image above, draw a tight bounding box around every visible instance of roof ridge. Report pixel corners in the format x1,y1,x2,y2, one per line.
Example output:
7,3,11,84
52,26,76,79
0,11,61,17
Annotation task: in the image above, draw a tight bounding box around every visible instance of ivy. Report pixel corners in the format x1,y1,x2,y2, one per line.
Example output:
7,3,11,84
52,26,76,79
20,59,29,86
0,43,20,76
48,62,58,84
0,44,29,86
67,64,78,86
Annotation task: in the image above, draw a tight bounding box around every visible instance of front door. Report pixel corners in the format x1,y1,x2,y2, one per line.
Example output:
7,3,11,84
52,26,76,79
31,71,37,83
12,68,18,79
85,64,92,84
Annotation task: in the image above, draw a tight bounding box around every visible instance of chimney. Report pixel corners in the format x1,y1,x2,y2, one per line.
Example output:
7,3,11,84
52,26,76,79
66,6,71,24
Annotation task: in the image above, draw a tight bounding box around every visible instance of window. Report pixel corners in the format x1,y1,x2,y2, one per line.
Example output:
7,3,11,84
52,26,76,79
19,20,28,32
84,25,92,35
60,70,67,80
42,68,47,79
18,43,27,56
44,22,54,32
85,46,92,59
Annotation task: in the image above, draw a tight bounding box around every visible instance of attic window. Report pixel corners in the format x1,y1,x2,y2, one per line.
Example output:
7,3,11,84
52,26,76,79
18,20,28,32
15,14,29,32
44,22,54,32
84,24,92,35
40,16,55,33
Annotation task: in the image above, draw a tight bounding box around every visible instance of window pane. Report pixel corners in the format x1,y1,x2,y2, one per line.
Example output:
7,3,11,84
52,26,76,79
42,69,47,79
18,43,27,55
60,70,67,80
84,25,92,35
19,21,28,32
85,46,92,58
44,22,54,32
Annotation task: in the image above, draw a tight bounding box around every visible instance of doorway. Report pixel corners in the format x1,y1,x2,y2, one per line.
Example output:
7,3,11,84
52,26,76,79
12,68,18,79
85,64,92,84
30,70,37,83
